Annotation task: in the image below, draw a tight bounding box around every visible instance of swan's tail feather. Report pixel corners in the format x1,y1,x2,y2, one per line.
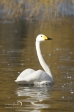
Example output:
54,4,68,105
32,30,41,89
15,79,33,85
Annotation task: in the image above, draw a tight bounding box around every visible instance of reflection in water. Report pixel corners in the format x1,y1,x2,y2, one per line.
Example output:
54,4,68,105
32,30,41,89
5,85,53,111
15,85,53,111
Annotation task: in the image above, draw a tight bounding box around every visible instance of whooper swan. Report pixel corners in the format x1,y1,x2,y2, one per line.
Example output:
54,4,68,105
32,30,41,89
15,34,54,85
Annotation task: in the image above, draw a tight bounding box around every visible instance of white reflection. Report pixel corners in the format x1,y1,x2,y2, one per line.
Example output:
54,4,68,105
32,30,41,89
5,101,22,107
15,85,53,111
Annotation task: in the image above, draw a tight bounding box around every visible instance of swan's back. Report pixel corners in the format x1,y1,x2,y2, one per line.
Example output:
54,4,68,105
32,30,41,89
15,68,35,82
15,69,53,85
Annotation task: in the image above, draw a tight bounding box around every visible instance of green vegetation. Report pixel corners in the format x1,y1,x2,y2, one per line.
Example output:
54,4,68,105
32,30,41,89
0,0,74,21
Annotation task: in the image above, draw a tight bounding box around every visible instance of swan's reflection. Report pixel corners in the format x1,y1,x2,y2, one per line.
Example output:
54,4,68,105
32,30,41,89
15,85,53,111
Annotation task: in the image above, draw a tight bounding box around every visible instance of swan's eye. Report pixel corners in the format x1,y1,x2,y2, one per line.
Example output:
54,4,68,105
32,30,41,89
41,36,42,37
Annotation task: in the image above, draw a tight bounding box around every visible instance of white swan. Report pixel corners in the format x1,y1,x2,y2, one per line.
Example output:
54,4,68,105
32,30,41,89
15,34,54,85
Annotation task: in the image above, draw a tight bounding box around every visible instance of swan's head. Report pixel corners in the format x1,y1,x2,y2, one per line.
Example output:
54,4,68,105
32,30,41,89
36,34,52,42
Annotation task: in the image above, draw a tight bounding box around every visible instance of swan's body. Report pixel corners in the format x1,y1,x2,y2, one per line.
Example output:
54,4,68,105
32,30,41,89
15,34,54,85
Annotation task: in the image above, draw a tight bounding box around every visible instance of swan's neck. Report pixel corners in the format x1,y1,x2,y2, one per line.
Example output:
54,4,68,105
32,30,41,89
36,41,53,78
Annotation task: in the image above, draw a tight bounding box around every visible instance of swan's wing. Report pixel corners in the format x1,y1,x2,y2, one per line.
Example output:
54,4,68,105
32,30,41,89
25,70,52,82
16,70,53,84
15,68,35,82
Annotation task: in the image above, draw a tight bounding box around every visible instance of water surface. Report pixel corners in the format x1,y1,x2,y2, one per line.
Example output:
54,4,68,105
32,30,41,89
0,19,74,112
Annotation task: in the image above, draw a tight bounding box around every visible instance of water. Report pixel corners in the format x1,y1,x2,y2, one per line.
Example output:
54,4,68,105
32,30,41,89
0,19,74,112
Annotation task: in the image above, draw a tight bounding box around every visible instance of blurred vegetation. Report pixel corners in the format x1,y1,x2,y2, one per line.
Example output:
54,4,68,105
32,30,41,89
0,0,74,21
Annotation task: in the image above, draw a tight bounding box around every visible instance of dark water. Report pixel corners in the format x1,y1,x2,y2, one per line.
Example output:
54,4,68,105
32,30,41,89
0,19,74,112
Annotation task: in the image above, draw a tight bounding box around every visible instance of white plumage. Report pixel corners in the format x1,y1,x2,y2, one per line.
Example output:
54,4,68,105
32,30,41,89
15,34,54,85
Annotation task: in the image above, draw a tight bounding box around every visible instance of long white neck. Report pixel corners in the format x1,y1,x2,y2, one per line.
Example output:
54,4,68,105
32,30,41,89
36,40,53,78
